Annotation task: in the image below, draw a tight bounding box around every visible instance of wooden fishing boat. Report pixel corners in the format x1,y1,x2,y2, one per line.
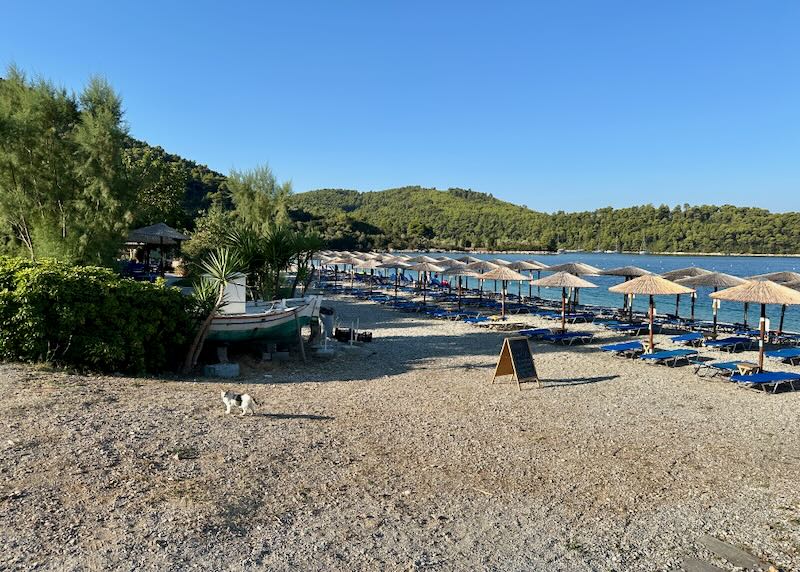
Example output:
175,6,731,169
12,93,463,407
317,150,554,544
207,295,323,343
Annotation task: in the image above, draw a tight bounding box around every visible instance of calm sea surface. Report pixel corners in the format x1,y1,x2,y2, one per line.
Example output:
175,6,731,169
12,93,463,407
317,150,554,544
399,252,800,333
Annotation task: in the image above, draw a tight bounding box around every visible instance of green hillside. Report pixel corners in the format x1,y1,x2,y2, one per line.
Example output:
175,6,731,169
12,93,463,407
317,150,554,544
288,186,800,254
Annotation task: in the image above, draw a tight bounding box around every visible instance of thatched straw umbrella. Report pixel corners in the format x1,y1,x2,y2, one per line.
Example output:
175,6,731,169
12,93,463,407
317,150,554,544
442,266,479,310
676,272,746,334
464,260,500,306
544,262,602,310
456,255,482,264
353,258,385,294
748,271,800,284
610,275,694,352
748,272,800,333
329,256,361,290
600,266,652,316
711,281,800,370
408,262,446,306
409,254,440,264
507,260,548,300
531,272,597,332
480,266,529,318
377,259,411,304
661,267,712,318
436,259,466,294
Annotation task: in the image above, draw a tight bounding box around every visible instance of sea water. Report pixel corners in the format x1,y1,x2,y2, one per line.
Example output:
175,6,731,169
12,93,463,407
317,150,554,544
401,252,800,333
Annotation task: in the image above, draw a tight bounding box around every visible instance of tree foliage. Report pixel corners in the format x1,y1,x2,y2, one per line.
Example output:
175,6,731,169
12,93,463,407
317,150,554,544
288,187,800,254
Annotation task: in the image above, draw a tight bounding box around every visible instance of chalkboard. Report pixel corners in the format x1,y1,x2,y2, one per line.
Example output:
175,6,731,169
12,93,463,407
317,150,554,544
492,337,540,390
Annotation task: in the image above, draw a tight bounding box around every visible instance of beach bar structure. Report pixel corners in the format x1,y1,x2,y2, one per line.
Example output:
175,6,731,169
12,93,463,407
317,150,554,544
125,222,190,276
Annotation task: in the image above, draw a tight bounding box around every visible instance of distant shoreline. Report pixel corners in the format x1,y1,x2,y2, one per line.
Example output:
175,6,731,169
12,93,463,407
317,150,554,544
397,249,800,258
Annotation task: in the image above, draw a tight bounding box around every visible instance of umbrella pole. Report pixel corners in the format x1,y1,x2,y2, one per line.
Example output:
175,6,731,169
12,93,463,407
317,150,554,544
712,287,719,336
423,273,427,307
690,293,696,322
528,271,532,300
759,303,766,371
394,271,398,305
518,280,522,300
675,294,680,319
561,287,566,332
537,271,541,296
501,280,507,319
458,276,462,310
649,295,655,352
743,302,749,328
479,279,483,306
779,304,786,336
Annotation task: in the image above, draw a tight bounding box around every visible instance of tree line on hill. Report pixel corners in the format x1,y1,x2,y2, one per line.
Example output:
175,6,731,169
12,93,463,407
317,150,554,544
2,65,799,261
288,187,800,254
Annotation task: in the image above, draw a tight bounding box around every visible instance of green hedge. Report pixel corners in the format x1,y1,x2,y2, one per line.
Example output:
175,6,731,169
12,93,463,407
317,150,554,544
0,257,201,373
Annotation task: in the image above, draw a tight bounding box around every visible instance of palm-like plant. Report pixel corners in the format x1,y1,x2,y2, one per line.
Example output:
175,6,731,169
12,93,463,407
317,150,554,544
181,247,243,374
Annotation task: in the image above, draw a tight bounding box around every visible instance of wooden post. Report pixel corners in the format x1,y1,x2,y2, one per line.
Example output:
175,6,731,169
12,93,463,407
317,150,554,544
561,287,566,332
779,304,786,336
758,303,766,372
294,312,306,364
649,295,655,352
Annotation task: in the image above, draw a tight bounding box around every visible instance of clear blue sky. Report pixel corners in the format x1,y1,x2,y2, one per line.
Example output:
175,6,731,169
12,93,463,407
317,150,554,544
4,1,799,212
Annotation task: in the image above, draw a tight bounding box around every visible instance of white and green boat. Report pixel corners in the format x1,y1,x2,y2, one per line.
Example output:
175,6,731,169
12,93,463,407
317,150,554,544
204,274,323,343
207,295,323,343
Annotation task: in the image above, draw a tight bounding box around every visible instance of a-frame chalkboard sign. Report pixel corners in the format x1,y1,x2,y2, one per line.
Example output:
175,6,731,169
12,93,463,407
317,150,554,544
492,337,540,390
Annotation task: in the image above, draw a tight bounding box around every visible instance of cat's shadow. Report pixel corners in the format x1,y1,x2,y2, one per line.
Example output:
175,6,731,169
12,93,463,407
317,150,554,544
260,413,334,421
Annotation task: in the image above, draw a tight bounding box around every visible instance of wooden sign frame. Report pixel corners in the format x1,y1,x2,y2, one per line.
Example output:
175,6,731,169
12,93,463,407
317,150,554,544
492,337,540,390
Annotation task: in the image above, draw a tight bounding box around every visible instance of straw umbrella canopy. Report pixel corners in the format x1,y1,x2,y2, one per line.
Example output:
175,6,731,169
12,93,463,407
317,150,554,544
409,254,440,264
532,272,598,332
544,262,602,310
600,266,652,315
464,260,500,305
711,280,800,370
442,266,479,310
747,271,800,284
407,262,446,305
456,255,482,263
610,275,694,351
328,255,361,289
545,262,603,275
352,258,384,293
480,266,529,318
377,259,411,303
507,260,548,299
660,267,712,318
676,272,747,333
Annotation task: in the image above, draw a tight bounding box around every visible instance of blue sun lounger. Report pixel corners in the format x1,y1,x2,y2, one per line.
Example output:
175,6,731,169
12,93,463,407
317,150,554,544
639,349,698,366
670,332,705,347
693,360,757,378
600,341,644,358
730,371,800,393
765,347,800,365
542,331,594,345
704,336,754,353
518,328,552,339
608,322,651,336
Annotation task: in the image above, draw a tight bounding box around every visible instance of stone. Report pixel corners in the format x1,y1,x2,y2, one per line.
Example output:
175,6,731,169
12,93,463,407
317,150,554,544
203,362,240,378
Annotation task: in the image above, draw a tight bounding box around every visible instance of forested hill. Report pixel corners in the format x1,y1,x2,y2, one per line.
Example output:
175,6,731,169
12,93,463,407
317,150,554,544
287,187,800,254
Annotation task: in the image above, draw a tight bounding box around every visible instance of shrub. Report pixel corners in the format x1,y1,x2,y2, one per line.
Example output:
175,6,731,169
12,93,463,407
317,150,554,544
0,257,202,373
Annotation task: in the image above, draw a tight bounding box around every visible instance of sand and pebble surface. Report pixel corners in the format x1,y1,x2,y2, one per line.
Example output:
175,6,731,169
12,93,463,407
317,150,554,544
2,294,800,571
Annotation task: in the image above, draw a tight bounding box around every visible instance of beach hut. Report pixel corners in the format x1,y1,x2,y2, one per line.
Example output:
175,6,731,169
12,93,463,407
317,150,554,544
599,266,652,316
675,272,746,333
661,267,712,319
609,275,694,352
480,266,529,318
125,222,190,276
464,260,501,305
711,281,800,371
531,272,597,332
408,261,446,306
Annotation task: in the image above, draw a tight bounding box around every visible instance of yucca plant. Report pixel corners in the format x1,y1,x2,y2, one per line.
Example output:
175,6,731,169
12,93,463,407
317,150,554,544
181,247,243,374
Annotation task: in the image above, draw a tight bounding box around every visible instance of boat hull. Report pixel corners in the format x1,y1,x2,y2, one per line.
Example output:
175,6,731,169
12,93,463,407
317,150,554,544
207,296,322,343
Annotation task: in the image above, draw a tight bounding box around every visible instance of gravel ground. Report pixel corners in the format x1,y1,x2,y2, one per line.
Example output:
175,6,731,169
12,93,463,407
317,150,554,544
1,295,799,571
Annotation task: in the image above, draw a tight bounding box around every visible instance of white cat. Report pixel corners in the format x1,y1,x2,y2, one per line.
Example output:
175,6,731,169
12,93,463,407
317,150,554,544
220,390,257,416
